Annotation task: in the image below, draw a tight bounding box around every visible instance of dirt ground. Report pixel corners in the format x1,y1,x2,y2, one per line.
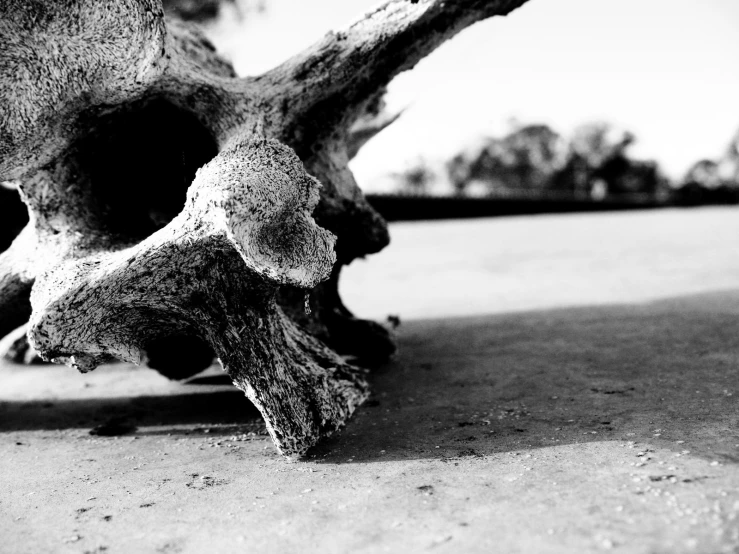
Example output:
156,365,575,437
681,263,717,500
2,207,739,553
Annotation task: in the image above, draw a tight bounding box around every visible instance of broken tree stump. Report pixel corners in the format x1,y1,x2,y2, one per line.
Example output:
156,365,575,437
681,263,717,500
0,0,530,455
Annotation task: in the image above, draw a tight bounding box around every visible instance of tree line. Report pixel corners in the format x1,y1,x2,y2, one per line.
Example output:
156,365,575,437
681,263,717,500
392,122,739,205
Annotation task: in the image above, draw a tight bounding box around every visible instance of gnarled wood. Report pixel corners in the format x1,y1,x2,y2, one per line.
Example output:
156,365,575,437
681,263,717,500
28,137,368,457
0,0,530,455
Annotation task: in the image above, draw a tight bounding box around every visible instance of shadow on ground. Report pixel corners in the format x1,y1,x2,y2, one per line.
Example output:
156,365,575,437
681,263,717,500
0,389,260,433
1,290,738,464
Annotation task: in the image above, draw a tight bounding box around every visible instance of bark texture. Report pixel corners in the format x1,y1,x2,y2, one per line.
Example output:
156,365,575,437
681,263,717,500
0,0,529,455
28,137,368,457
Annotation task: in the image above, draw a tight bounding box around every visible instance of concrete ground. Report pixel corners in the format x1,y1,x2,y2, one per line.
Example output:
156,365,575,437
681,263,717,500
2,207,739,554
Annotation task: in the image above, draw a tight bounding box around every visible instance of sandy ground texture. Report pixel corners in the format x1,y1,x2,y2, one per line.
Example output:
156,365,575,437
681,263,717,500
2,207,739,554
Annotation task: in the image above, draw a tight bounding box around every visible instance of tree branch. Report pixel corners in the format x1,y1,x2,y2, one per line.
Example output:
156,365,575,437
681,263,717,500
266,0,529,131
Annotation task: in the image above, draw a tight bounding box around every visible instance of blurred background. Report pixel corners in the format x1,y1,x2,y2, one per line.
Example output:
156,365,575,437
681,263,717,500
163,0,739,214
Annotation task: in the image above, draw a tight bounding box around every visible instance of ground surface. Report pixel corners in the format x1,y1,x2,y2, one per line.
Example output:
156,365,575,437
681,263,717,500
2,207,739,554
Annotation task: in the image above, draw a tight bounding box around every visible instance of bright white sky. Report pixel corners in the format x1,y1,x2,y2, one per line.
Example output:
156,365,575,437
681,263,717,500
209,0,739,189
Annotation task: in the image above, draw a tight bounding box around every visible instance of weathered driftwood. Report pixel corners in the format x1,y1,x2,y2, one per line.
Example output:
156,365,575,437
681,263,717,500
29,138,368,456
0,0,529,455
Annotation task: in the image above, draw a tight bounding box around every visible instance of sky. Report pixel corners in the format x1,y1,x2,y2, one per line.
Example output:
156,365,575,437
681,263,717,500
207,0,739,190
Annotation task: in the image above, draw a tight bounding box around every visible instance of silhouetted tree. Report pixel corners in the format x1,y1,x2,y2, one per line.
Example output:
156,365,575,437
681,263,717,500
446,124,566,196
719,128,739,185
495,124,567,190
394,159,436,195
684,159,721,189
569,122,634,168
677,158,739,206
554,122,666,199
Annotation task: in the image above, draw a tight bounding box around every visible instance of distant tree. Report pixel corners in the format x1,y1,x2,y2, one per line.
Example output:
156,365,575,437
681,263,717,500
675,127,739,206
553,122,666,199
446,151,474,196
551,155,593,197
725,128,739,163
495,124,568,190
569,122,634,168
447,139,497,196
719,128,739,185
445,124,566,196
597,153,664,196
684,159,722,189
678,158,739,206
394,159,436,196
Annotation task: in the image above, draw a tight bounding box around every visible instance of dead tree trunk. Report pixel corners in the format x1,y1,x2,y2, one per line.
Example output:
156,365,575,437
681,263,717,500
0,0,530,456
